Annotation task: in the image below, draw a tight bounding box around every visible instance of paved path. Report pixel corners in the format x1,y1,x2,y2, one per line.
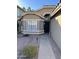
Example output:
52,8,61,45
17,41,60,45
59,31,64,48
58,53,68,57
38,35,56,59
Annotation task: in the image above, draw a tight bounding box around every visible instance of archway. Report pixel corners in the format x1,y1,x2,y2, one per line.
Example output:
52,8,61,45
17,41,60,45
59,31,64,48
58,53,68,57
44,14,50,34
44,14,50,18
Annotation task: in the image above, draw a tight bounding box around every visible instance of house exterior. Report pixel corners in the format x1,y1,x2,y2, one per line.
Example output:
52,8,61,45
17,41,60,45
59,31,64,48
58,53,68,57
17,3,61,59
20,5,56,34
17,4,61,42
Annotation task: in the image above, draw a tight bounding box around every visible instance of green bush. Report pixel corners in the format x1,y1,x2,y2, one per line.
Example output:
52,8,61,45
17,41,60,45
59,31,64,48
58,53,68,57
22,45,37,58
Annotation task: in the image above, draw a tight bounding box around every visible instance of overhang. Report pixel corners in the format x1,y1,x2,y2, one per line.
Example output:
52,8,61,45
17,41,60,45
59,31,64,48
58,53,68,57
51,3,61,17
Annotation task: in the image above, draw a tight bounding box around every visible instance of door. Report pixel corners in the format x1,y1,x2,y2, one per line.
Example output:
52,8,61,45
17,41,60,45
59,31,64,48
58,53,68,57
44,21,50,34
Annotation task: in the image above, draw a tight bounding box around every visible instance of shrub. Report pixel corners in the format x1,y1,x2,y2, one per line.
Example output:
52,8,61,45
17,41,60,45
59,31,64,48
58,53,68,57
22,45,37,58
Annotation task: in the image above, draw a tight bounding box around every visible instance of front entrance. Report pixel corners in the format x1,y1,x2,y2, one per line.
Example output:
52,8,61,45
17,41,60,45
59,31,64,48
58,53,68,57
44,21,50,34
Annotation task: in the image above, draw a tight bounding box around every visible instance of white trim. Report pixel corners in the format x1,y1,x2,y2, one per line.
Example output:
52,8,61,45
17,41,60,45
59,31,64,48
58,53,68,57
22,30,44,34
22,19,44,21
51,3,61,16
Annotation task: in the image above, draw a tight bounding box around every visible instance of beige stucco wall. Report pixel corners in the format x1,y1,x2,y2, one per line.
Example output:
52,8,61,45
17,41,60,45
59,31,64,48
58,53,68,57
55,14,61,25
50,14,61,50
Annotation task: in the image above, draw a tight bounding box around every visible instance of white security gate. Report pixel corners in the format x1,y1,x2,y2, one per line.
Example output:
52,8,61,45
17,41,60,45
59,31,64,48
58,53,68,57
21,19,44,34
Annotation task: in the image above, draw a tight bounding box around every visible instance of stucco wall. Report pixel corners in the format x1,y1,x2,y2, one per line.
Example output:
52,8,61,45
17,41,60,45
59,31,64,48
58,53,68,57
50,14,61,50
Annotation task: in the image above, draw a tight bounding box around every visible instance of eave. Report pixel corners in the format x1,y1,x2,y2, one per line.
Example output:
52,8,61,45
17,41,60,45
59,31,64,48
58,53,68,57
51,3,61,17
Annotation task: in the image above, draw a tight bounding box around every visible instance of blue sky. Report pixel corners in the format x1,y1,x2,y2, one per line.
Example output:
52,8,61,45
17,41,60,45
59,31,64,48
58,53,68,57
17,0,59,10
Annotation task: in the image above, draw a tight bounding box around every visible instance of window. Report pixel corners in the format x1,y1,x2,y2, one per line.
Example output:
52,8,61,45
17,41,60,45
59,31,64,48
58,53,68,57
22,19,44,34
27,20,37,32
17,11,21,16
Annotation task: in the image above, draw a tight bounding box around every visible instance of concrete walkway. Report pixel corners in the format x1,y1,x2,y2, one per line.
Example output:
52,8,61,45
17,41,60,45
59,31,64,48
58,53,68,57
38,35,56,59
